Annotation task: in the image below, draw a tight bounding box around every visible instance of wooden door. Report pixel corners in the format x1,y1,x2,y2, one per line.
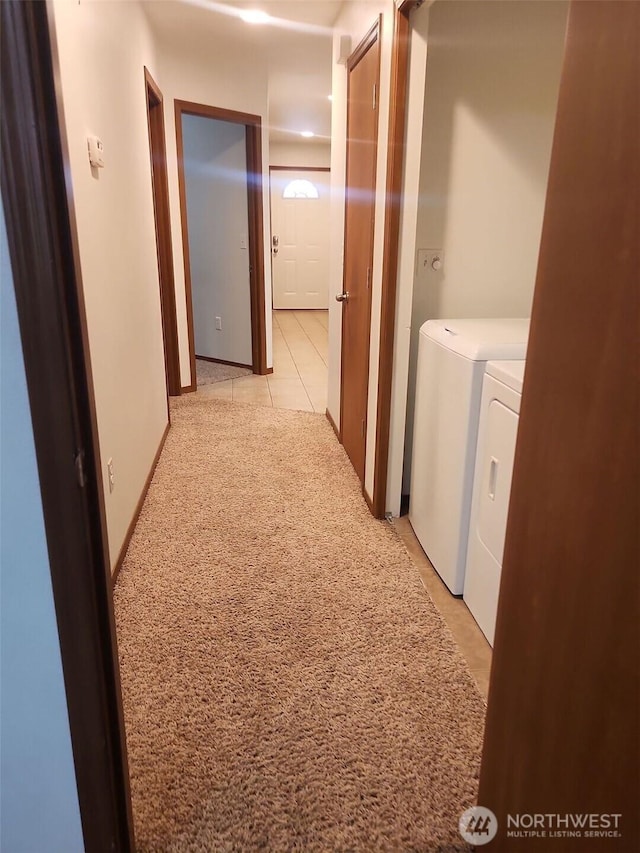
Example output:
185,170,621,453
477,3,639,851
339,23,381,483
145,69,180,397
271,169,330,309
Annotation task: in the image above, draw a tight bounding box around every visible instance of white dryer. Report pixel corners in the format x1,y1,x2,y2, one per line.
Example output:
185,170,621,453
463,360,525,645
409,320,529,595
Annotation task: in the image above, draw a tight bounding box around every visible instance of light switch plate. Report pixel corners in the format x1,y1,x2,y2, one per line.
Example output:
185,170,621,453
417,249,444,282
87,135,105,168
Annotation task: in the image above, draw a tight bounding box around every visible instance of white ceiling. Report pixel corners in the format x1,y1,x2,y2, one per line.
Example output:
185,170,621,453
144,1,344,144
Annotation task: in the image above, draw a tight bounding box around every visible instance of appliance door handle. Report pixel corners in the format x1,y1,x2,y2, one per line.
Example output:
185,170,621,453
489,457,498,501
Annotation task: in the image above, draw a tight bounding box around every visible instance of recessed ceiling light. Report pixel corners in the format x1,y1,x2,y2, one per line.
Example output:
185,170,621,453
239,10,270,25
301,130,314,138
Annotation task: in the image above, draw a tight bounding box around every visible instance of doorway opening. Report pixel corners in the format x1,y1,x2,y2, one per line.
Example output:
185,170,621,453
268,165,331,414
175,100,268,392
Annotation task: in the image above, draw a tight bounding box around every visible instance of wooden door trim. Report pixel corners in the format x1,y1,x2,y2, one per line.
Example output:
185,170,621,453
195,354,252,369
370,1,416,517
111,422,170,587
175,99,268,391
177,99,262,127
245,122,268,375
144,67,181,398
269,166,331,173
326,407,341,441
2,2,134,848
348,18,381,71
339,16,382,486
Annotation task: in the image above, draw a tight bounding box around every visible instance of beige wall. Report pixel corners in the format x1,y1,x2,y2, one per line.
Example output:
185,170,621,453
153,35,273,386
270,142,331,168
51,0,169,568
398,0,568,499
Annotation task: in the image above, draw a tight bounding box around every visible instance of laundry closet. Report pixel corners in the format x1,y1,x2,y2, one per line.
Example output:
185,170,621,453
397,0,570,643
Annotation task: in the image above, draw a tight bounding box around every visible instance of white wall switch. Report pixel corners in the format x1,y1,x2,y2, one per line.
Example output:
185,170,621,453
240,235,247,250
215,316,222,330
87,135,105,168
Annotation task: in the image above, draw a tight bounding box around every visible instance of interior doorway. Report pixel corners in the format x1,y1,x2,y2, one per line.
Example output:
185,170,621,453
175,100,268,391
184,114,253,379
144,68,180,398
338,20,381,485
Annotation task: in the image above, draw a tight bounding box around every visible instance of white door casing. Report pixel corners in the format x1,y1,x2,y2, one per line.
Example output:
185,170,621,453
270,169,330,309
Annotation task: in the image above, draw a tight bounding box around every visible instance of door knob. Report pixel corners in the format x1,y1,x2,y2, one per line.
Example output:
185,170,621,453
335,291,349,302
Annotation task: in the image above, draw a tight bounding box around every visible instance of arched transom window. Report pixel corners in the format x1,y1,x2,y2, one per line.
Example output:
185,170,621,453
282,179,319,199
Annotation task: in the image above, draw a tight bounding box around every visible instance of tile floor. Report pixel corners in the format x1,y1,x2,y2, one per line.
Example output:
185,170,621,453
393,516,493,699
197,310,328,413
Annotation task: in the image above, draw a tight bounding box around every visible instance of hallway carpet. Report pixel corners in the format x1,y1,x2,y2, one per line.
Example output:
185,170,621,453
114,395,486,852
195,358,252,386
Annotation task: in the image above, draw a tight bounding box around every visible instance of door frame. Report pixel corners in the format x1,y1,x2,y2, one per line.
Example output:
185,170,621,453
269,165,331,310
370,0,416,517
1,2,134,849
145,67,181,398
339,16,382,490
175,100,268,390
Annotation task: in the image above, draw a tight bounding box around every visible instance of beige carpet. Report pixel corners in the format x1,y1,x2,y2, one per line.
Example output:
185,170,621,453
195,358,252,386
114,395,486,852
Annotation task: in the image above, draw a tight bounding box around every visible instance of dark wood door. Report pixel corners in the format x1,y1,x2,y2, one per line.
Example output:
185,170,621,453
145,69,180,397
339,24,381,483
478,3,639,851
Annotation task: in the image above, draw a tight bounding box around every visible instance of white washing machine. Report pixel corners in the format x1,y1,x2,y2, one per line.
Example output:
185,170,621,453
463,360,525,645
409,319,529,595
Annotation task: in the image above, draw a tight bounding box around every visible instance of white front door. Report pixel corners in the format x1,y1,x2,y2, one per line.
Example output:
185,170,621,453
270,169,330,309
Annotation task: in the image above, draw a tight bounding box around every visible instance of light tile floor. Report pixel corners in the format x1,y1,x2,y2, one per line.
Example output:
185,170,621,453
196,310,328,414
393,516,493,699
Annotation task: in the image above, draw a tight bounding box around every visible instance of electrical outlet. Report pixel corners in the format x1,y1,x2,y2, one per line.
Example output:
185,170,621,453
215,316,222,331
107,458,115,493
